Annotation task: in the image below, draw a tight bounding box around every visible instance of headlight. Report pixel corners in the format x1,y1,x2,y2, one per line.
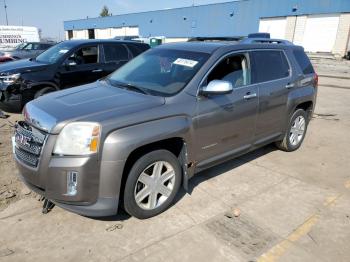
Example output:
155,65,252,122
53,122,101,156
0,73,21,84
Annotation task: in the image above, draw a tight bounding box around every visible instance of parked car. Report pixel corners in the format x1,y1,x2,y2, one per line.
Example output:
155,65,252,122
13,37,318,219
0,42,55,62
0,39,150,112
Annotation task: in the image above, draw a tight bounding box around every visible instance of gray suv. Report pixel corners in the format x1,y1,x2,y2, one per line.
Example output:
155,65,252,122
13,37,318,219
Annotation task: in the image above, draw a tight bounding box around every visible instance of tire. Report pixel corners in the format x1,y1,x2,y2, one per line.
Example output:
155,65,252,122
123,150,182,219
275,109,308,152
34,87,56,99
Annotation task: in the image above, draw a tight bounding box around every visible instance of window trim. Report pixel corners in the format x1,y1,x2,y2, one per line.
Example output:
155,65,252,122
197,51,252,96
197,49,292,96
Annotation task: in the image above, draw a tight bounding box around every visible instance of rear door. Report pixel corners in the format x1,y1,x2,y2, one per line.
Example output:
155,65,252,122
251,50,292,143
102,43,130,75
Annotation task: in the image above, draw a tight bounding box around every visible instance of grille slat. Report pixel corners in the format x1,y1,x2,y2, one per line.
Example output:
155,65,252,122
14,121,47,168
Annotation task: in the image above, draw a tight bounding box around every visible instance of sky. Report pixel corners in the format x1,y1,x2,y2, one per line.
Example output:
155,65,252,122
0,0,231,40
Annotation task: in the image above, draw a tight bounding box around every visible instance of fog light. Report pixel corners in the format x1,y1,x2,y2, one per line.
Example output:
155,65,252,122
66,171,78,196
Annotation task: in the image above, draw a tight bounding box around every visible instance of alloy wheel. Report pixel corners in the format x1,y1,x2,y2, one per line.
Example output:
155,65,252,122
289,115,306,146
134,161,176,210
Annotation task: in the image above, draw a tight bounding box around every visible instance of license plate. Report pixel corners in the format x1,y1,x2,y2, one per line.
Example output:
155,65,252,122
11,136,16,154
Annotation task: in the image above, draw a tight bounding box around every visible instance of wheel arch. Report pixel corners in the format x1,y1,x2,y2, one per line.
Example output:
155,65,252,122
100,116,194,202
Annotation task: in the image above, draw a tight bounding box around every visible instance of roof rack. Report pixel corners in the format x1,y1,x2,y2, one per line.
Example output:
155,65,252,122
188,36,244,42
240,38,292,45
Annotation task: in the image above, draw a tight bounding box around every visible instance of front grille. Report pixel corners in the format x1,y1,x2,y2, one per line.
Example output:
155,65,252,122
14,121,47,168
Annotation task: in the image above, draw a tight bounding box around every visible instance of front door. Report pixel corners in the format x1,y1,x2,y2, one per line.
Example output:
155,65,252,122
59,45,104,88
194,52,259,166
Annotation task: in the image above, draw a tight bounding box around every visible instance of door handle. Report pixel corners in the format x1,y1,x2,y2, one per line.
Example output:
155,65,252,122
243,93,257,100
92,69,103,73
285,83,295,89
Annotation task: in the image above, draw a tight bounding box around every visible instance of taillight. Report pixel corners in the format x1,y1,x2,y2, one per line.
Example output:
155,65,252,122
314,73,318,88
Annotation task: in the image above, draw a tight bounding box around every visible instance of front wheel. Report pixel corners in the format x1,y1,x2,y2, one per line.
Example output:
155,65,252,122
34,87,56,99
123,150,182,219
275,109,308,152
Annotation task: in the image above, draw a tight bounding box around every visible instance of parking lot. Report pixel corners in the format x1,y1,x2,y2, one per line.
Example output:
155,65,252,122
0,57,350,262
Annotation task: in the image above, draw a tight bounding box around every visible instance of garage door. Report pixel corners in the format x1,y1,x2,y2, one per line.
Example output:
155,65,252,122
302,14,339,53
259,17,287,39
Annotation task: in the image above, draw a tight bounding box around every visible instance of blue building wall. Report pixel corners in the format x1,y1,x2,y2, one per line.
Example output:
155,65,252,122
64,0,350,37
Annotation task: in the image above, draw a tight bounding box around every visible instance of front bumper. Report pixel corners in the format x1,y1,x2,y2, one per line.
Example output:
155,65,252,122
13,123,126,217
15,155,124,217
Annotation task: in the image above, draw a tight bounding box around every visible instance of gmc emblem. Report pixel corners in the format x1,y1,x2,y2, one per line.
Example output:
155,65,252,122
15,133,31,147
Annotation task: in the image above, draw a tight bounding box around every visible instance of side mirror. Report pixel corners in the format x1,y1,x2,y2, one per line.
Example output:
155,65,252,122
64,60,77,70
201,80,233,96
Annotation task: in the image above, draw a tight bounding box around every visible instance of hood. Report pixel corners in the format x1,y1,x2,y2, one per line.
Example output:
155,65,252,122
24,81,165,134
0,59,48,74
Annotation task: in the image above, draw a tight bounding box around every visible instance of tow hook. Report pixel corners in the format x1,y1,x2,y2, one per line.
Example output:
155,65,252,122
42,198,55,214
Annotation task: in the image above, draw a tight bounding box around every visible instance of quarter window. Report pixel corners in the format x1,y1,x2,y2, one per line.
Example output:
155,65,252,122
206,54,251,88
104,44,129,62
293,50,314,74
251,51,290,83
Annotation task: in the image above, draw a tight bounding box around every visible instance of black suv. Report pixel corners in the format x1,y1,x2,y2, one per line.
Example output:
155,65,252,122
0,40,149,112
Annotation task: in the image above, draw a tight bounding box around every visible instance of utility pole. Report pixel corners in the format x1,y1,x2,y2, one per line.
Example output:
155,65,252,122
4,0,9,25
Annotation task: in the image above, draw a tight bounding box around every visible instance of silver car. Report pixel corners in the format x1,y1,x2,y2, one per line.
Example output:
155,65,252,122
0,42,55,62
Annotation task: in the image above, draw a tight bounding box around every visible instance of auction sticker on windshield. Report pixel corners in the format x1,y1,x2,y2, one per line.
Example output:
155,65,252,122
173,58,198,68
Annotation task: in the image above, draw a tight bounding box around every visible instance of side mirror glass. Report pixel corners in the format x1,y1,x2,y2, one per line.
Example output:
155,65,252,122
201,80,233,96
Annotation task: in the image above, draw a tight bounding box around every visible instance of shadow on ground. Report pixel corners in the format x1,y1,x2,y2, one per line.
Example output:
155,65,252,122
93,144,277,222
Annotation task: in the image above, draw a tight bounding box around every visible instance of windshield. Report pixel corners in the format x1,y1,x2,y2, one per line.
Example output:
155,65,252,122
107,48,210,96
15,43,28,50
36,42,74,64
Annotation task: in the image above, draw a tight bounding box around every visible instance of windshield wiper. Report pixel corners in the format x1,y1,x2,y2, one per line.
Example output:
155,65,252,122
110,81,150,95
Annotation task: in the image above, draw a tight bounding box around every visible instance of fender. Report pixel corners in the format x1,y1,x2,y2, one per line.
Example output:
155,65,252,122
98,116,194,198
284,85,316,132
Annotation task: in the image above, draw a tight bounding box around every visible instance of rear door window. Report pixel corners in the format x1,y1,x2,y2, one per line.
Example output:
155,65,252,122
103,44,129,63
293,50,315,74
251,50,290,83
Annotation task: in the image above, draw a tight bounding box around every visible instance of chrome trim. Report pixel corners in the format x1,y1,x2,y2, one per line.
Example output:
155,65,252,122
24,102,58,133
197,48,293,96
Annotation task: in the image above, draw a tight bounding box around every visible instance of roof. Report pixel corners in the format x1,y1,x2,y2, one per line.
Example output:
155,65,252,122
157,41,235,54
157,37,298,54
61,39,148,46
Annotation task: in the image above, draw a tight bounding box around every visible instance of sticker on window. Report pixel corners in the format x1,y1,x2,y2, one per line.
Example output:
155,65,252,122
173,58,198,68
59,49,69,54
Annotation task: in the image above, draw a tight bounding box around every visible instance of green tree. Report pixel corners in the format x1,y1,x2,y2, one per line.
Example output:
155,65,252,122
100,6,111,17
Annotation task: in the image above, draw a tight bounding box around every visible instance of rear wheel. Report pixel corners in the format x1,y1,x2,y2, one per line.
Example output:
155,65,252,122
34,87,56,99
275,109,308,152
123,150,182,219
